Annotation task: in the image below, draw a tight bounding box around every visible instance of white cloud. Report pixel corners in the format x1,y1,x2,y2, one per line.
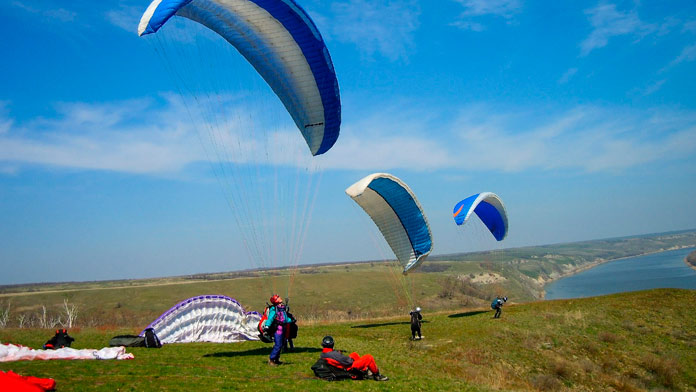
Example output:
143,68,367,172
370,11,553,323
0,97,201,174
326,0,421,61
105,5,143,34
451,0,522,31
11,1,76,22
683,20,696,33
455,0,521,18
670,42,696,65
2,97,695,176
322,103,696,173
641,79,666,95
580,3,653,56
558,68,578,84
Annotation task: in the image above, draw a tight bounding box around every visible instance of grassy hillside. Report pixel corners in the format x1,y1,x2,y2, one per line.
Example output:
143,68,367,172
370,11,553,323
1,230,694,329
2,289,694,391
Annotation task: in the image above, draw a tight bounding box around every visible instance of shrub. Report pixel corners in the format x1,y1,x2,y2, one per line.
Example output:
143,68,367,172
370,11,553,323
552,359,574,379
598,331,619,343
530,374,561,391
641,354,679,388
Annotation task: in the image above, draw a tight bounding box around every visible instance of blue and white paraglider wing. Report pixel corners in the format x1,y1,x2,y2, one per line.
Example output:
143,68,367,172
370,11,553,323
138,0,341,156
142,295,261,343
346,173,433,274
452,192,508,241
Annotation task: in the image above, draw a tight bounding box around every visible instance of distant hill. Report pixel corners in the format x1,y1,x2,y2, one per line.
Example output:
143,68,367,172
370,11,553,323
0,230,694,329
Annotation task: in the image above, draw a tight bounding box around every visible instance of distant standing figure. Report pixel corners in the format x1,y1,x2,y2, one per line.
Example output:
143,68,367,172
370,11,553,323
409,307,423,340
491,296,507,318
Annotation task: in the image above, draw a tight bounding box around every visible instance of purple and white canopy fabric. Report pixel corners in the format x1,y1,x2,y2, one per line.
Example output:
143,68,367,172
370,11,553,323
142,295,261,343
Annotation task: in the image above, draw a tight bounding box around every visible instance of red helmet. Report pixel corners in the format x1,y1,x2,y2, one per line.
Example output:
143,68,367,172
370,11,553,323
270,295,282,305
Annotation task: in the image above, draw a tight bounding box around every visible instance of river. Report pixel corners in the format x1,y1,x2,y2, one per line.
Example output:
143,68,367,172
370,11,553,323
544,247,696,300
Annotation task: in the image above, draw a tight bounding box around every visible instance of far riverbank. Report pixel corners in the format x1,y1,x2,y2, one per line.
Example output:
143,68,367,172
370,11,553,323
544,247,696,300
685,249,696,271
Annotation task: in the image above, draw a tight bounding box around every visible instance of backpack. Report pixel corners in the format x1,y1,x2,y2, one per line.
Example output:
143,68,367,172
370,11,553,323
109,335,145,347
257,305,274,343
143,328,162,348
311,358,365,381
491,299,499,309
43,329,75,349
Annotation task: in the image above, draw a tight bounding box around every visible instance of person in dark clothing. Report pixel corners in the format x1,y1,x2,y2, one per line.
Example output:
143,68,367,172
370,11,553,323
319,336,389,381
409,307,423,340
492,296,507,318
43,329,74,349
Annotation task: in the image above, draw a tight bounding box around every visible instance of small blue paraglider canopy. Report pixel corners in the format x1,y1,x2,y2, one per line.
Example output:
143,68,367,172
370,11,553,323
453,192,508,241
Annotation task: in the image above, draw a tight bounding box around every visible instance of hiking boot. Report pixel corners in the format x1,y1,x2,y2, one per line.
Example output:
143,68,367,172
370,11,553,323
373,373,389,381
268,359,281,366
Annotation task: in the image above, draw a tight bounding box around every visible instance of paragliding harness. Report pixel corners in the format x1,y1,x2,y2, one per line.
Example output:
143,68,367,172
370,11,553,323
109,327,161,348
491,296,508,309
43,329,74,349
311,358,367,381
257,302,297,344
143,328,162,348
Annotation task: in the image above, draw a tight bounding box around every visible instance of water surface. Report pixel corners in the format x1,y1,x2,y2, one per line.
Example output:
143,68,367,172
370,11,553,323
545,248,696,300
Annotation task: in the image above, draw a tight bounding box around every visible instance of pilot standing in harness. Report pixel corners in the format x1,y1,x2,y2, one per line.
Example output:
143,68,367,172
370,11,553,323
409,307,423,340
262,294,292,366
492,296,507,319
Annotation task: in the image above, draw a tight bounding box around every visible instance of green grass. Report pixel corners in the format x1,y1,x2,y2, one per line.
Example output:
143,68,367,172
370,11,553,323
2,289,695,391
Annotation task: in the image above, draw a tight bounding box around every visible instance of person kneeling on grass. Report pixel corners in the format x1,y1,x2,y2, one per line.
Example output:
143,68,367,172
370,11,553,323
319,336,389,381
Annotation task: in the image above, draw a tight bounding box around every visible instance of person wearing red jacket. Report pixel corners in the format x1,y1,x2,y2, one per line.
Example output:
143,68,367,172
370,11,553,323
319,336,389,381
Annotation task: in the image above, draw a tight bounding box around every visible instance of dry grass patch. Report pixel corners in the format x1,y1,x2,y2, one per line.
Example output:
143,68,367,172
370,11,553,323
529,374,562,391
464,348,489,365
640,354,679,388
610,375,644,392
551,358,575,379
581,340,600,355
598,331,619,343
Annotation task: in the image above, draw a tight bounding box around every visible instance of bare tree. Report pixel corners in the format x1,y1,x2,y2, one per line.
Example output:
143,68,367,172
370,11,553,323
39,305,48,328
0,301,10,328
17,313,27,328
49,315,62,328
62,299,79,328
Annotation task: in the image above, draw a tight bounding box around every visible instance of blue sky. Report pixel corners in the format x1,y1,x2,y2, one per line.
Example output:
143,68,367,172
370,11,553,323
1,0,695,285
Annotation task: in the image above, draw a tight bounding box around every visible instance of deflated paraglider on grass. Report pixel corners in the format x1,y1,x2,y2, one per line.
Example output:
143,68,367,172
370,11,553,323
142,295,261,344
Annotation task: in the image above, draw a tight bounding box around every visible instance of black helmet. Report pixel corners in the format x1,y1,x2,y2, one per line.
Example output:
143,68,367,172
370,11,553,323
321,335,334,348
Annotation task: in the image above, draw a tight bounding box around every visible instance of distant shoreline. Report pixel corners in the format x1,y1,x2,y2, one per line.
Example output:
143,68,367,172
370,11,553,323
685,250,696,272
541,246,696,299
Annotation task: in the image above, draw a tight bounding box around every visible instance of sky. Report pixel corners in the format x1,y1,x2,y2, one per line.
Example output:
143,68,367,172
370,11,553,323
1,0,695,285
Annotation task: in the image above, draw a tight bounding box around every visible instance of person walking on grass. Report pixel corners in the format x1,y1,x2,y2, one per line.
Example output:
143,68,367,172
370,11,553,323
409,307,423,340
319,336,389,381
262,294,291,365
491,296,507,318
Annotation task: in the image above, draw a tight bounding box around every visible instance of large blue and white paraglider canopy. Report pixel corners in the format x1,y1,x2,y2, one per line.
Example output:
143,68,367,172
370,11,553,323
138,0,341,156
346,173,433,274
452,192,508,241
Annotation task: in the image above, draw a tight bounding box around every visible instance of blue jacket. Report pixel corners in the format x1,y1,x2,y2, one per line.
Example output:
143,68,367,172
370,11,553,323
263,304,292,329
